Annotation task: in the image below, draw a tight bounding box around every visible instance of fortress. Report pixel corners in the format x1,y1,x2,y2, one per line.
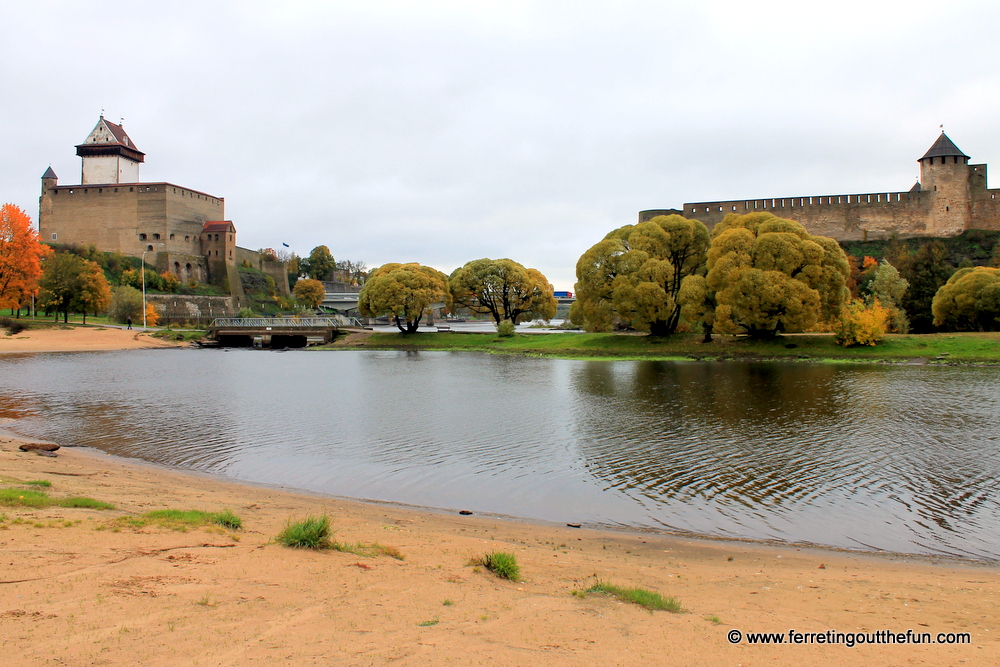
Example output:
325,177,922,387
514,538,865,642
38,116,289,304
640,133,1000,240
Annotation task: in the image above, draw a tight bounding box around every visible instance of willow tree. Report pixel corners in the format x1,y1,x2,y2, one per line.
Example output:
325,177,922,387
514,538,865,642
571,214,710,336
358,262,451,333
702,212,850,338
449,258,556,325
932,266,1000,331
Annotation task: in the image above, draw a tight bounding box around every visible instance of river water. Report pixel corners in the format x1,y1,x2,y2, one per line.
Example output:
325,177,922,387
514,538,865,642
1,349,998,560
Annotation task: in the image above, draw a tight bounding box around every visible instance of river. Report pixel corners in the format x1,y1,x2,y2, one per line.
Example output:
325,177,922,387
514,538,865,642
1,348,998,560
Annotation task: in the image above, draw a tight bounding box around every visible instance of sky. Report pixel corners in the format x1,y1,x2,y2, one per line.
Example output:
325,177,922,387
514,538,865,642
4,1,1000,289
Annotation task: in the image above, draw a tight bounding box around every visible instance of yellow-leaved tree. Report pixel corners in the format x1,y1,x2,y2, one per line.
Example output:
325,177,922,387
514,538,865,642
571,215,710,336
449,258,556,326
293,278,326,309
932,266,1000,331
689,212,850,339
358,262,451,333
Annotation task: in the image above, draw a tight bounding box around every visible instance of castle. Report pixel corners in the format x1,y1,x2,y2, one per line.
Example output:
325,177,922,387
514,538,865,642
38,116,289,304
640,133,1000,241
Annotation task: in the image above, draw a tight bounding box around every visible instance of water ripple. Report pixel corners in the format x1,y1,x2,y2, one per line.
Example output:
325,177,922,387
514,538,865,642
1,350,999,560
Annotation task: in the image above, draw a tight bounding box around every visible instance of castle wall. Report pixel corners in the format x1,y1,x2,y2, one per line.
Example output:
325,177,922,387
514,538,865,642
145,294,234,325
40,182,224,259
234,247,291,296
678,191,932,240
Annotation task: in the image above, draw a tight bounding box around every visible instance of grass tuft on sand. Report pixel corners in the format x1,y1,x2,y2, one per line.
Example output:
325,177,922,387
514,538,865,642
0,487,113,510
585,581,681,612
474,551,521,580
112,509,243,531
276,515,333,549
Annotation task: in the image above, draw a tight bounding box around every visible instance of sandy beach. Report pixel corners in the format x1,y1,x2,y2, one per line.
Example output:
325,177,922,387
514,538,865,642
1,335,997,665
0,325,184,354
1,434,996,666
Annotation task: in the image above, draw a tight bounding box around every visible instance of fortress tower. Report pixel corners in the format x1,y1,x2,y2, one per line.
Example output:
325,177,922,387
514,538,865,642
76,116,145,184
918,133,971,236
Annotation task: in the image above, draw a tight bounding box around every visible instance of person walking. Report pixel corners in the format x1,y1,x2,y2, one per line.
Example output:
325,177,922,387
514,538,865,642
126,316,132,330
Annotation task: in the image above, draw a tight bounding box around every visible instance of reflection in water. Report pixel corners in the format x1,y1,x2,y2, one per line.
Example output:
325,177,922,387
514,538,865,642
1,349,999,560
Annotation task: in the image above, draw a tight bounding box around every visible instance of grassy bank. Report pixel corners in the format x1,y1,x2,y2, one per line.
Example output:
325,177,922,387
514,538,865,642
322,330,1000,363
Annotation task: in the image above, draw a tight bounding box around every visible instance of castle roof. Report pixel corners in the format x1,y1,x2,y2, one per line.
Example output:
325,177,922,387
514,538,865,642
42,166,57,179
202,220,236,233
76,116,145,163
919,133,969,161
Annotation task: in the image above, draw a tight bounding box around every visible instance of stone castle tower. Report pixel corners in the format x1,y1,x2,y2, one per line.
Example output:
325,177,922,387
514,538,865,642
76,116,145,185
641,132,1000,241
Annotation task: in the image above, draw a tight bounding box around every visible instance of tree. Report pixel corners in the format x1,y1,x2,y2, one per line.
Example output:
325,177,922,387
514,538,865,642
701,212,850,338
38,252,88,323
867,259,909,333
572,215,710,336
931,266,1000,331
678,274,717,342
108,285,143,324
358,262,451,333
0,203,52,313
450,258,556,325
834,299,890,346
75,260,111,324
301,245,335,281
898,240,954,333
293,278,326,309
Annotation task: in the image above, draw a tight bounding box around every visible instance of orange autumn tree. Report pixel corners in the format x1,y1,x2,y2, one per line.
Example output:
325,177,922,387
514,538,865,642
0,204,52,313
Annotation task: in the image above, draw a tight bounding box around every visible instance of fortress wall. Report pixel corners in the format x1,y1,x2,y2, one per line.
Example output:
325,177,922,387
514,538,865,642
234,247,291,296
680,191,932,240
146,294,234,325
41,183,224,259
43,185,140,251
970,191,1000,231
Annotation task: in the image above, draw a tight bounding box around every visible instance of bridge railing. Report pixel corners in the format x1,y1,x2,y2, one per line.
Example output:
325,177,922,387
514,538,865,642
208,317,341,328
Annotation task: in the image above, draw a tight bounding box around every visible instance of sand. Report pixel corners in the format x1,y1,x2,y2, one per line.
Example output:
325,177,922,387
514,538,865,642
0,436,996,666
0,325,184,354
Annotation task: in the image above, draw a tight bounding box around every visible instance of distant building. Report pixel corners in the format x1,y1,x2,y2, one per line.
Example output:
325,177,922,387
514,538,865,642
640,133,1000,241
38,116,289,301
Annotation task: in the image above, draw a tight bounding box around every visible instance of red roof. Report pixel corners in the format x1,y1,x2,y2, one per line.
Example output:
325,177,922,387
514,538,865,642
202,220,236,233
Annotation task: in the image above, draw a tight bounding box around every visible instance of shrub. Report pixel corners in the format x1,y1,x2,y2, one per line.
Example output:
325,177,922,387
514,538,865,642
932,266,1000,331
160,271,180,294
276,515,332,549
0,318,28,335
834,299,889,347
107,285,143,324
585,581,682,612
495,320,516,337
477,551,520,580
145,302,159,327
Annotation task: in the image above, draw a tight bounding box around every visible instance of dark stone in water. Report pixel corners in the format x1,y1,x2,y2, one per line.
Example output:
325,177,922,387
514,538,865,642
459,510,473,515
566,523,581,528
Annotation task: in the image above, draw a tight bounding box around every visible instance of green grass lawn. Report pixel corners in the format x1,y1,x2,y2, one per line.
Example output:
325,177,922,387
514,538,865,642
320,331,1000,363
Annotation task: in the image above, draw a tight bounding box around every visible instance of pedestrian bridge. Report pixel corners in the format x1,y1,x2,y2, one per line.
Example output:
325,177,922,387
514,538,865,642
206,317,340,348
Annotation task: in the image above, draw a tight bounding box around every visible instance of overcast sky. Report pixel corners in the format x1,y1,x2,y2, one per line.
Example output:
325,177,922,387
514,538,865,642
4,1,1000,288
